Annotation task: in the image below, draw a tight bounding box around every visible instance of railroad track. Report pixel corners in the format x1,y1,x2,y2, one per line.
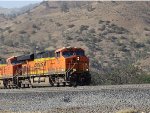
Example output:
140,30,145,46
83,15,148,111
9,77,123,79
0,84,150,93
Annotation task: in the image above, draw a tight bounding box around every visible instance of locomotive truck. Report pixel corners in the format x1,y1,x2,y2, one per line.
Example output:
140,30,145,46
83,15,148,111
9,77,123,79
0,47,91,88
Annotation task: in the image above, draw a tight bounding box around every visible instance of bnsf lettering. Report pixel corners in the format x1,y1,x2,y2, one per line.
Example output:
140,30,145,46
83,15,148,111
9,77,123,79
34,62,46,68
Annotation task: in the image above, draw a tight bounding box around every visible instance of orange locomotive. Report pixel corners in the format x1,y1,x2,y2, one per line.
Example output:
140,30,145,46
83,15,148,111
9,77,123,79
0,47,91,88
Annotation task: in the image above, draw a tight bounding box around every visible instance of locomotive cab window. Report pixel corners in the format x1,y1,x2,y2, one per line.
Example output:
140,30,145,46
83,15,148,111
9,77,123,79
62,51,73,57
62,49,85,57
75,50,85,56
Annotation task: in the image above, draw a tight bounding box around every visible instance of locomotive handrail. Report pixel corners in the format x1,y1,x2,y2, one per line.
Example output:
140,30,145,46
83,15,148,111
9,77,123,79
65,63,76,80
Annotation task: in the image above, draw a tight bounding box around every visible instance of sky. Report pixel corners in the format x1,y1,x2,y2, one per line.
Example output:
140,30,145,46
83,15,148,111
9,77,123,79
0,1,43,8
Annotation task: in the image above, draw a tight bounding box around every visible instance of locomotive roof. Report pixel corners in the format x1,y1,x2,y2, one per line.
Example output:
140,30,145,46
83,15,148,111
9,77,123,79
36,50,55,54
6,47,84,61
16,53,34,61
55,47,84,53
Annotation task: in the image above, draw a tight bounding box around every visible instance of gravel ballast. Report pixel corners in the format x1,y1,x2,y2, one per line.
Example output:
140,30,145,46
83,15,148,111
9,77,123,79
0,84,150,113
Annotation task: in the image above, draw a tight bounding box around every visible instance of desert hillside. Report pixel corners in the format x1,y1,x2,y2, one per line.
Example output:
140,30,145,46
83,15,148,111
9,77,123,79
0,1,150,73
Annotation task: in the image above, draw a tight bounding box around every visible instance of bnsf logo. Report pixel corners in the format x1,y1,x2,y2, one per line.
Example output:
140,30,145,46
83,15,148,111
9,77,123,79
34,62,46,68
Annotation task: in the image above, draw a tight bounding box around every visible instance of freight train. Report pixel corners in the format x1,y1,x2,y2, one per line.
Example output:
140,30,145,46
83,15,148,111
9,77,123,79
0,47,91,88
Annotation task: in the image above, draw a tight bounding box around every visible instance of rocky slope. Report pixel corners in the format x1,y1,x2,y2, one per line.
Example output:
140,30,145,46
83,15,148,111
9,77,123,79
0,1,150,72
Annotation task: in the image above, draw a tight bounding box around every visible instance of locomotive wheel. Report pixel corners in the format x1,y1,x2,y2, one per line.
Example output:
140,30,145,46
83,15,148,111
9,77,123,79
51,83,54,87
18,82,21,88
49,82,54,87
70,81,77,87
62,82,66,87
27,84,30,88
56,83,60,87
73,82,77,87
3,80,7,89
8,85,11,89
30,85,35,88
49,77,54,87
21,84,25,88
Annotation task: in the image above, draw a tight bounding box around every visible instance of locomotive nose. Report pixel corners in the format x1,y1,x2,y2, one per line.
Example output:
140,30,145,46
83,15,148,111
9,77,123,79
71,56,89,72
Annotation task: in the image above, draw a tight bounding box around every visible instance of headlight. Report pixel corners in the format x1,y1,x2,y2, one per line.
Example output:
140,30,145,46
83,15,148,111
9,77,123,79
86,69,89,71
73,69,76,71
77,57,80,61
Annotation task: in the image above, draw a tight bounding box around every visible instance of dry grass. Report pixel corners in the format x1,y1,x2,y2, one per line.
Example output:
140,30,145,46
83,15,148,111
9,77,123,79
116,109,139,113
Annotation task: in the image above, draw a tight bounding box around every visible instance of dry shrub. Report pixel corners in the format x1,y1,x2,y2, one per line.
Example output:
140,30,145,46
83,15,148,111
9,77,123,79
116,109,138,113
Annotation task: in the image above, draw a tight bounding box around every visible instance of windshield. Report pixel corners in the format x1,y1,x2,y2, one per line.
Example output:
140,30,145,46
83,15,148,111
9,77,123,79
62,50,84,57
